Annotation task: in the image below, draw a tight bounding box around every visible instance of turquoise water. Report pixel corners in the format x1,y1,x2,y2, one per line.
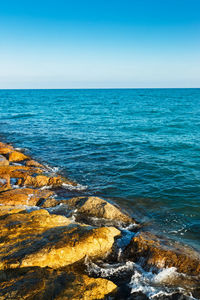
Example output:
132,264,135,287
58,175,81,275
0,89,200,251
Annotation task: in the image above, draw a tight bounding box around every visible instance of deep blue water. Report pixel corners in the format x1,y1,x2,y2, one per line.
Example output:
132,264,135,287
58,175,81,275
0,89,200,251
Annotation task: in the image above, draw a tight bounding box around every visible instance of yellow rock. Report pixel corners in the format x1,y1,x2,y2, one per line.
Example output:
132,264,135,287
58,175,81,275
0,188,54,206
9,150,29,162
67,196,134,224
0,155,9,166
0,209,120,270
0,174,11,192
26,159,46,168
0,266,117,299
0,142,13,154
0,165,43,180
20,174,63,188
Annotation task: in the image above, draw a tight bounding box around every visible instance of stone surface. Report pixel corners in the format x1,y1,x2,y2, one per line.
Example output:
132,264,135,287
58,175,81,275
0,142,13,155
18,174,63,188
26,159,46,169
67,196,134,224
0,188,54,206
0,174,11,192
0,165,42,179
8,151,29,162
0,266,117,300
0,155,9,166
124,231,200,276
0,209,120,270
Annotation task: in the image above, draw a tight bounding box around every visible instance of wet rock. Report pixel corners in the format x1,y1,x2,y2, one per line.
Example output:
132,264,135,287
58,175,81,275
0,155,9,166
0,165,43,180
26,159,46,168
0,188,54,206
0,175,11,192
124,232,200,276
0,142,13,155
0,209,120,269
67,196,134,224
18,174,63,188
8,150,29,162
0,266,117,300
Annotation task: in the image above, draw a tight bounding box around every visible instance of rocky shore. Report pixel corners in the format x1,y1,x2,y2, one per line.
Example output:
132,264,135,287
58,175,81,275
0,141,199,299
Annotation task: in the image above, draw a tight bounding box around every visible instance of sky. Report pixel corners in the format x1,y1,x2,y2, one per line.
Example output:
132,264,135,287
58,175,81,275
0,0,200,88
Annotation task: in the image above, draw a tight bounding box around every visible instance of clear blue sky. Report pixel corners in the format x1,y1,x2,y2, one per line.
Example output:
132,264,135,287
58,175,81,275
0,0,199,88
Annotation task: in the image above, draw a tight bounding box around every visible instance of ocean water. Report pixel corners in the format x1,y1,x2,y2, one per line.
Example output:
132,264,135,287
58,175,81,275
0,88,200,251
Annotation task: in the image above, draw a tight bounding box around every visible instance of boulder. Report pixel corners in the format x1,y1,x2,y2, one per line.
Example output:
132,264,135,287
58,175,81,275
18,174,63,188
0,188,54,206
67,196,134,224
8,151,29,162
0,165,42,180
0,209,120,269
124,231,200,276
26,159,46,169
0,142,13,155
0,155,9,166
0,266,117,299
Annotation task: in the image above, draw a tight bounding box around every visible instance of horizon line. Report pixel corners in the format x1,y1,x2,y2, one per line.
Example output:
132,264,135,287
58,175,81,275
0,87,200,90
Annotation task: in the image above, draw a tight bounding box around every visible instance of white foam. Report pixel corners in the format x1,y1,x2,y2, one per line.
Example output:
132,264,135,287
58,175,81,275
86,259,135,278
130,265,196,299
62,183,87,191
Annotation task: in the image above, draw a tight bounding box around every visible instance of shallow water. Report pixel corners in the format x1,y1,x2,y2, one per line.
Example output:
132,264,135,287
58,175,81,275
0,88,200,251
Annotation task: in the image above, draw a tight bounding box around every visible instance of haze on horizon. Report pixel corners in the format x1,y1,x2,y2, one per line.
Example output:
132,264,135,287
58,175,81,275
0,0,200,89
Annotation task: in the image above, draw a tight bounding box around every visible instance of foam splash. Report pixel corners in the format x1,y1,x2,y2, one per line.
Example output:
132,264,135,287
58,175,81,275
86,259,135,278
130,265,197,299
62,182,88,191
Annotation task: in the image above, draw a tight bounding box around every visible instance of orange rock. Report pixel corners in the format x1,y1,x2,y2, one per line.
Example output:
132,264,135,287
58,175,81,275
125,231,200,276
0,188,54,206
67,196,134,224
26,159,45,168
0,165,42,180
0,209,120,270
0,266,117,300
18,174,64,188
0,174,11,192
9,151,29,162
0,155,9,166
0,142,13,155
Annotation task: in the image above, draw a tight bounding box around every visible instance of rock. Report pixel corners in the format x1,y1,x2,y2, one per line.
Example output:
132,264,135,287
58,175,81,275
26,159,46,168
8,151,29,162
0,165,42,180
0,205,25,216
67,196,134,224
0,174,11,192
0,155,9,166
124,232,200,276
0,266,117,299
18,174,63,188
0,142,13,155
0,188,54,206
0,209,120,269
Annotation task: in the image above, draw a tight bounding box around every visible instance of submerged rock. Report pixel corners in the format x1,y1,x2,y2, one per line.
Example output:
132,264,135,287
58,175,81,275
8,150,29,162
0,209,120,269
0,188,54,206
0,155,9,166
0,266,117,299
66,196,134,224
124,231,200,276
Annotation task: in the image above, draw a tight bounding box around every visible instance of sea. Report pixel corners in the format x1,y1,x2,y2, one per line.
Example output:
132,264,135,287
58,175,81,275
0,88,199,298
